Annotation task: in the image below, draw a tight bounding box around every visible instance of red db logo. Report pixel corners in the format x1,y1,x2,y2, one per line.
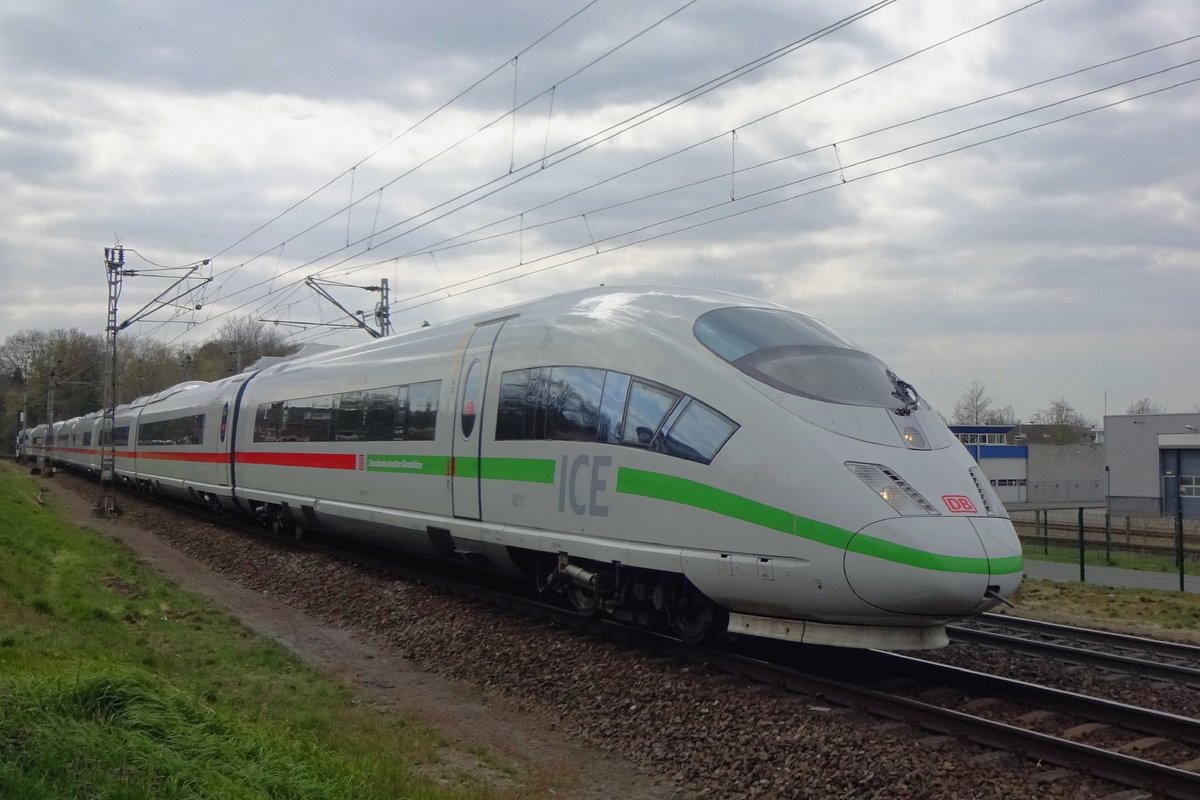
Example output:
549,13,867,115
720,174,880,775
942,495,977,514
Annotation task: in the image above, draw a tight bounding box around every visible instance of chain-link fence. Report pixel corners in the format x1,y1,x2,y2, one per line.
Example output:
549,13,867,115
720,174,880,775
1009,507,1199,591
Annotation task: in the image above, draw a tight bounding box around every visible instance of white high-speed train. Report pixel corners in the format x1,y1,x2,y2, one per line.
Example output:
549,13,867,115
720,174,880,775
29,286,1023,649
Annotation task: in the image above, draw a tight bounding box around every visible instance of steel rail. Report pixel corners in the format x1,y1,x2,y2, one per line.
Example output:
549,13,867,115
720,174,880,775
974,613,1200,661
698,648,1200,800
946,625,1200,684
861,649,1200,746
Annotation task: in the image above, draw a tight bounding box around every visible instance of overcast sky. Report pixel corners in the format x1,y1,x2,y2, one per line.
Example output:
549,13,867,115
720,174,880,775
2,0,1198,425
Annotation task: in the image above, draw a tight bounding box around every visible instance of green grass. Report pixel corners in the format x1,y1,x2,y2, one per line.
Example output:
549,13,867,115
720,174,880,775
1013,578,1200,633
0,463,520,800
1018,537,1200,576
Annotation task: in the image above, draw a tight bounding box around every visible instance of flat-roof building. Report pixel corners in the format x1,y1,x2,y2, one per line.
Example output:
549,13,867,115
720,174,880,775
1104,413,1200,518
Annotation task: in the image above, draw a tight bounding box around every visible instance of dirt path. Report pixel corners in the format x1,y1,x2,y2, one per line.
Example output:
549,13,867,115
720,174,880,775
40,474,681,800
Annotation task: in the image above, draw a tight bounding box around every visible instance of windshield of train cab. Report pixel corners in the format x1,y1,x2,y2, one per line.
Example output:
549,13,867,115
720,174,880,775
694,306,900,408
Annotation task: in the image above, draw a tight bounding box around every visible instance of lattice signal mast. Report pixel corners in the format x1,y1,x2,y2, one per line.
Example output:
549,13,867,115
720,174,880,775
98,246,211,517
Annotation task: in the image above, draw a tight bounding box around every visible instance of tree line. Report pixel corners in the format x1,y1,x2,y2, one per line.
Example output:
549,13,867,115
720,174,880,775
1,317,294,437
951,378,1176,444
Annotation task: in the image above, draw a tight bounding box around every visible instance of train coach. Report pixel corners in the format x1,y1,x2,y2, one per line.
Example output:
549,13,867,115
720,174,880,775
43,286,1024,648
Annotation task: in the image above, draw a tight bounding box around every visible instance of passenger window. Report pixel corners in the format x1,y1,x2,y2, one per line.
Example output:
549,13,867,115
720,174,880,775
461,361,481,439
496,369,531,440
496,368,548,440
622,381,679,446
658,400,737,464
255,401,285,442
363,388,399,441
393,386,409,440
597,372,630,443
547,367,605,441
406,381,439,441
336,391,365,441
283,395,335,442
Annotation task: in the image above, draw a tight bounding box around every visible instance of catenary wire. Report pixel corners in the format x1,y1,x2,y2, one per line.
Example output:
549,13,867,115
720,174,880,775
369,74,1200,321
204,0,706,296
168,0,915,337
205,0,603,265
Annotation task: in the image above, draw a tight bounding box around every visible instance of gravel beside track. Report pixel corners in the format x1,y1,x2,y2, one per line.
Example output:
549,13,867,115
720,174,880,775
924,638,1200,721
52,474,1143,799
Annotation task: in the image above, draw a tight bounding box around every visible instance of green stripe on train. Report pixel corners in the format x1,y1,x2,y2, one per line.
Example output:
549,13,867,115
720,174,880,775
366,454,555,484
363,455,1024,576
365,454,450,475
615,467,1023,576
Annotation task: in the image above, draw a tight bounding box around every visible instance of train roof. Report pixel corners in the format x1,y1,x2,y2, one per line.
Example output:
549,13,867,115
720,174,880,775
254,285,791,376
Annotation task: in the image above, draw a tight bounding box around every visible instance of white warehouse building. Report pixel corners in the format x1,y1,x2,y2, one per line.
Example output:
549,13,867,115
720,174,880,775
1105,413,1200,518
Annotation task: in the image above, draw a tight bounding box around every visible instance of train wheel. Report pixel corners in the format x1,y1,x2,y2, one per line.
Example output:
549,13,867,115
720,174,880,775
566,583,599,616
269,508,294,539
672,585,728,644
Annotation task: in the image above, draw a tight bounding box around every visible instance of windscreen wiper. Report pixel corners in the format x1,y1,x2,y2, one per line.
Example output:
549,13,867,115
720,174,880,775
886,369,921,416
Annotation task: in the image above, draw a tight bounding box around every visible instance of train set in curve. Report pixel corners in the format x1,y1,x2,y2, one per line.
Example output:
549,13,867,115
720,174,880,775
16,286,1023,649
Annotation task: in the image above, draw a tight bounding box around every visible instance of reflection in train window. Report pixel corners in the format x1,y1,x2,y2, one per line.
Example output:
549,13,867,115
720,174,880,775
495,366,735,464
547,367,605,441
405,381,440,441
139,414,206,446
622,381,679,446
253,381,439,443
284,395,336,442
497,368,542,440
597,372,630,443
364,388,401,441
656,400,737,464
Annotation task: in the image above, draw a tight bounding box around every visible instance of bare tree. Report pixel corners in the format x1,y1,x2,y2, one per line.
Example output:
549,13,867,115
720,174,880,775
952,379,1016,425
0,329,104,427
1032,398,1093,444
1126,398,1166,415
193,316,295,380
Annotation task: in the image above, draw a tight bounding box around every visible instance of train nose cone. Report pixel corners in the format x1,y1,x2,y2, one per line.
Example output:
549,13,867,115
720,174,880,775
969,516,1024,602
843,517,993,616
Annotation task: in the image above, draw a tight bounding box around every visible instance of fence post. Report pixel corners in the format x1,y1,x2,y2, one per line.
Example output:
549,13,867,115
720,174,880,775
1178,506,1186,593
1104,511,1111,563
1078,506,1086,583
1041,510,1048,555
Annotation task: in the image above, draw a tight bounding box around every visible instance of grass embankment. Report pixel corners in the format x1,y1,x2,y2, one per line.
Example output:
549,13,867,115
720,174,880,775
0,463,515,800
1011,578,1200,637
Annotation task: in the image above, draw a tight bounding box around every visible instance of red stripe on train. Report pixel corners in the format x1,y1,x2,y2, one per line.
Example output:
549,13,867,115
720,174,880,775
235,451,357,470
138,451,231,464
46,447,356,470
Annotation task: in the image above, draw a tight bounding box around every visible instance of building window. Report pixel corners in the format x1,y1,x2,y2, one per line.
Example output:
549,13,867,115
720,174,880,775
1182,476,1199,498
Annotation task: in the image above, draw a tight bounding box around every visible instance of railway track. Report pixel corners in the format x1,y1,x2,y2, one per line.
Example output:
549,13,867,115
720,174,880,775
710,644,1200,800
947,613,1200,685
87,480,1200,798
293,531,1200,798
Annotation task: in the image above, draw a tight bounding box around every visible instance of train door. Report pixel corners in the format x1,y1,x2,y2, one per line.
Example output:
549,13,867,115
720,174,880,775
451,319,507,519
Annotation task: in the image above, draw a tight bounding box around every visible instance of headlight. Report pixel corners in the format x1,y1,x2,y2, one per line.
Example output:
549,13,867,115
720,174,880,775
846,462,939,516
